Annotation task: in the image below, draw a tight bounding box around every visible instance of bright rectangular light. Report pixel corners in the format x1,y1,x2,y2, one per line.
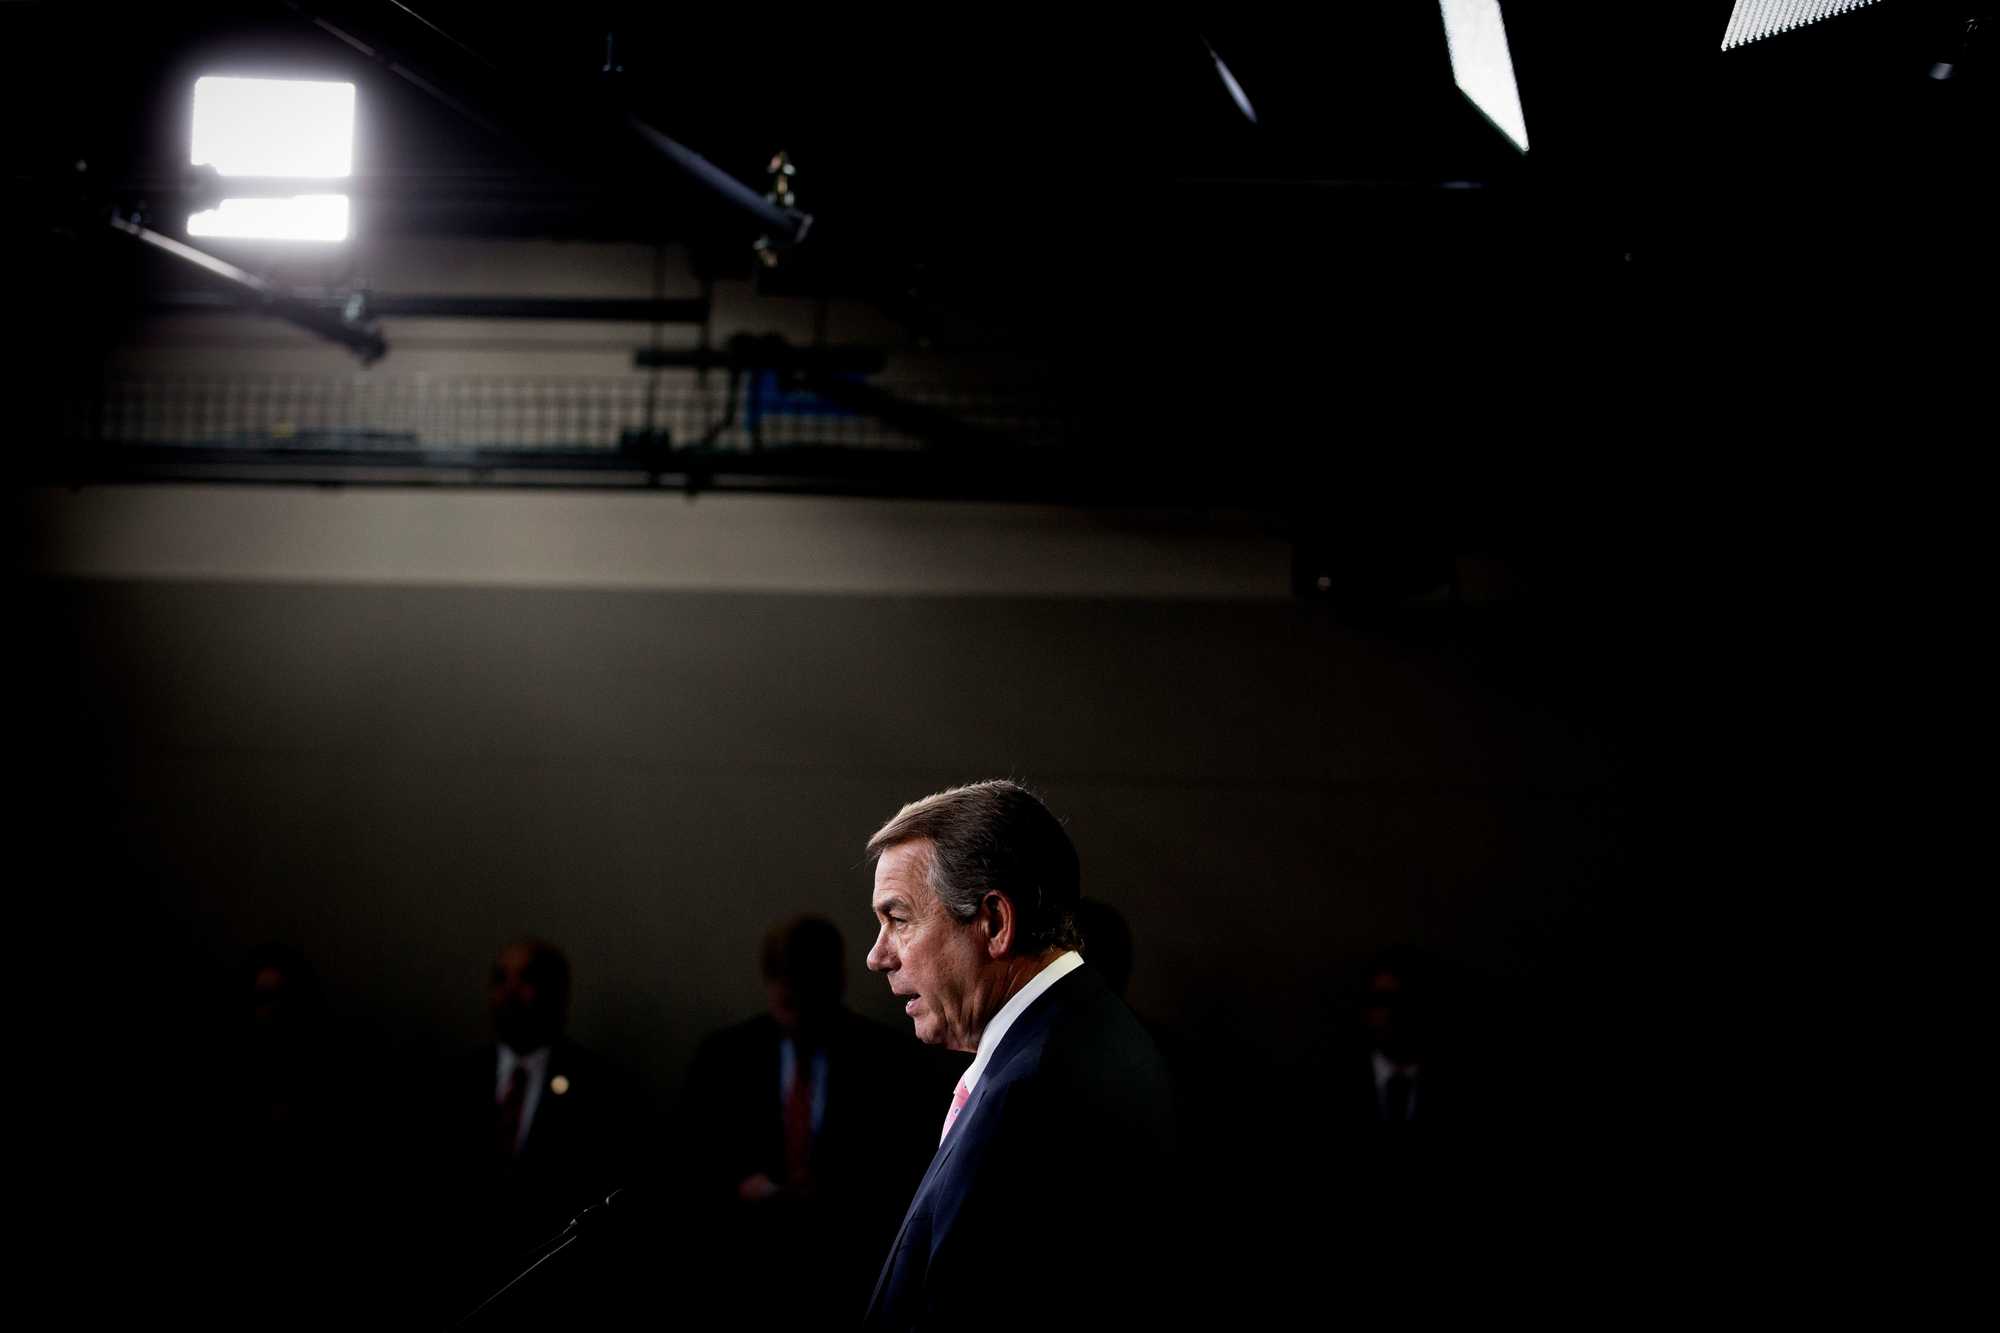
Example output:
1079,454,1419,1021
188,194,351,242
1721,0,1880,51
1438,0,1530,152
191,76,354,178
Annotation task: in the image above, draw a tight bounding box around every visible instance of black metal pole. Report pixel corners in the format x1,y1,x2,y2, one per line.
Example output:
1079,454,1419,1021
148,291,709,323
620,114,811,245
108,214,387,362
285,2,811,246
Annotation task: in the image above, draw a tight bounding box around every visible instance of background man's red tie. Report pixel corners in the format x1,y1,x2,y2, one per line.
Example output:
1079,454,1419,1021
783,1058,815,1189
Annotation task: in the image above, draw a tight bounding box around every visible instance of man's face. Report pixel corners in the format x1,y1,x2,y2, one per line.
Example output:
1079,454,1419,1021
488,943,562,1053
867,840,989,1052
251,965,291,1034
1364,969,1422,1062
765,977,837,1039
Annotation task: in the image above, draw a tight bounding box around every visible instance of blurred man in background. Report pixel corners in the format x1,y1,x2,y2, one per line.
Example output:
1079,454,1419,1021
676,915,941,1326
427,938,644,1315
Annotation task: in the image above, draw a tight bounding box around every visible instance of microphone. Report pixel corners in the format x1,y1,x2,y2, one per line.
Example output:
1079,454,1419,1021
455,1188,640,1329
559,1187,628,1233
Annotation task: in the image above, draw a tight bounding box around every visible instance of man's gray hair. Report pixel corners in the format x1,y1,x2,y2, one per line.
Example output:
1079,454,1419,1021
865,780,1082,955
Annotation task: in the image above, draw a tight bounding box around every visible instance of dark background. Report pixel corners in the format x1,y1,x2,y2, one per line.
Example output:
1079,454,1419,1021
6,0,1986,1324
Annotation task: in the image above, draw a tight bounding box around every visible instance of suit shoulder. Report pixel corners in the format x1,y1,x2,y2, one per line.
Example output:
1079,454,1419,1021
1025,983,1176,1140
1046,972,1168,1069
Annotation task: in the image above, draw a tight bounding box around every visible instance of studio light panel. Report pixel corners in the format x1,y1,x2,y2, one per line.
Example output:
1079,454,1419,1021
1437,0,1531,153
187,194,351,242
1721,0,1882,52
188,76,355,242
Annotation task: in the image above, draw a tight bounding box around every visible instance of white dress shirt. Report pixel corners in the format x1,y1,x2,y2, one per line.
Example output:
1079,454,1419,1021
496,1044,552,1153
779,1037,830,1135
957,950,1086,1107
1371,1049,1420,1122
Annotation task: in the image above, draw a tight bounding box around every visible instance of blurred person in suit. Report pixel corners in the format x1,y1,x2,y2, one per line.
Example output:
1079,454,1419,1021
675,915,943,1326
196,944,379,1330
1305,947,1508,1316
1325,948,1475,1131
426,938,645,1317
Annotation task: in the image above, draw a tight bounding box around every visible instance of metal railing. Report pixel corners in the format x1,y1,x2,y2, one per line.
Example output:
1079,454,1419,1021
63,373,1075,456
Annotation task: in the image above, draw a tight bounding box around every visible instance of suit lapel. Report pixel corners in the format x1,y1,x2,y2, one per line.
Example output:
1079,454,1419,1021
922,1080,984,1184
877,969,1090,1245
869,1078,990,1312
896,1079,985,1230
521,1045,570,1160
867,970,1101,1318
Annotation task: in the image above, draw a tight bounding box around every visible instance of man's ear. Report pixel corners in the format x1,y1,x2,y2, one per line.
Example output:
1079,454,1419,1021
981,891,1016,959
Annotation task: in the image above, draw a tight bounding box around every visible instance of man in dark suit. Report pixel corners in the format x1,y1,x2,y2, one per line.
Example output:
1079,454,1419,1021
427,938,644,1317
1300,948,1505,1318
1320,948,1479,1132
675,916,942,1325
859,781,1177,1330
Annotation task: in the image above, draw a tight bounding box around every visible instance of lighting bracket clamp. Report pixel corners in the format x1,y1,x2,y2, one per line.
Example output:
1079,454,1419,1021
108,210,387,364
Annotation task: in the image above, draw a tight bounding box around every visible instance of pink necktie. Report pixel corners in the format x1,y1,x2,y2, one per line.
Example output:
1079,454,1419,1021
939,1083,970,1145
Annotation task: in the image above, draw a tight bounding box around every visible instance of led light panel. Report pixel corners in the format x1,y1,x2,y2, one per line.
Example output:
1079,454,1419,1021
191,76,354,177
188,194,350,242
1438,0,1530,152
1723,1,1882,52
189,77,354,241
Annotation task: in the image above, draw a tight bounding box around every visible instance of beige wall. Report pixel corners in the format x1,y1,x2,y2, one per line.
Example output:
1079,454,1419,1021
20,486,1291,598
32,230,1624,1112
21,485,1620,1113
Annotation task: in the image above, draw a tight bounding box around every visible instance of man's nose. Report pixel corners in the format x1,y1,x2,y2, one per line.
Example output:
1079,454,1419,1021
865,930,892,973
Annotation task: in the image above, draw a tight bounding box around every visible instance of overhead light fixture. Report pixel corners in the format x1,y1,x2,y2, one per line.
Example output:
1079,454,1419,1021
188,76,355,241
1721,0,1882,52
1437,0,1530,152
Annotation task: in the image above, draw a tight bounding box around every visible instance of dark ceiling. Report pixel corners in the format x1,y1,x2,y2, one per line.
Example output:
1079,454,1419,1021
6,1,1991,517
16,2,1985,288
27,6,1525,236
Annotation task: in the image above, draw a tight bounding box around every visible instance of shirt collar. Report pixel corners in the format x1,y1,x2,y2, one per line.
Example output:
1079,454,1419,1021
1371,1049,1420,1088
498,1043,552,1092
960,951,1084,1097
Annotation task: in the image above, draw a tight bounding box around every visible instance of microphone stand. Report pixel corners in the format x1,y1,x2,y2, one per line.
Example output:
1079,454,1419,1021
451,1190,627,1330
